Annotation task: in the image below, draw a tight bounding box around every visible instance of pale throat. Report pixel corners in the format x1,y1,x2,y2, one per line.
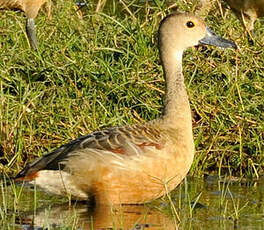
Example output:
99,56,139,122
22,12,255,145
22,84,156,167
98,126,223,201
162,48,191,124
173,50,183,62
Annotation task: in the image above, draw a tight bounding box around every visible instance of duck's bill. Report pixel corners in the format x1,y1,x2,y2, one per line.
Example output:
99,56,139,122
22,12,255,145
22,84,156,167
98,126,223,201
199,27,237,49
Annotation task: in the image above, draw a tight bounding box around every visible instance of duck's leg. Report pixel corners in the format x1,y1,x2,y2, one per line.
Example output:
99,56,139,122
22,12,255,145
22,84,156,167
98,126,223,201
26,18,37,50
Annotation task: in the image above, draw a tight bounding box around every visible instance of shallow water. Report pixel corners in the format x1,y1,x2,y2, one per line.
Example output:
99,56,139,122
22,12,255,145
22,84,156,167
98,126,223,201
1,176,264,229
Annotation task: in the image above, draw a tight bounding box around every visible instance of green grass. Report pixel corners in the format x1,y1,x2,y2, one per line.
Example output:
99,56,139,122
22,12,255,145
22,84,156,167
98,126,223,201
0,0,263,181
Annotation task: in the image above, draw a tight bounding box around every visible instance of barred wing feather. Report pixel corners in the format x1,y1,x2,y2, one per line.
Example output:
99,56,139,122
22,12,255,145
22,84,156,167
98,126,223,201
15,124,165,180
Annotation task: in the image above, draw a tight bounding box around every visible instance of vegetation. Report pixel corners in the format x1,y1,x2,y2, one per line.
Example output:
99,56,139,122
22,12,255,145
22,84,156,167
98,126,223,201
0,0,263,181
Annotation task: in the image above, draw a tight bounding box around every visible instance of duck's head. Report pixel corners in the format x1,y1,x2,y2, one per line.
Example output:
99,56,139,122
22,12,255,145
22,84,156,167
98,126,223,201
158,13,237,54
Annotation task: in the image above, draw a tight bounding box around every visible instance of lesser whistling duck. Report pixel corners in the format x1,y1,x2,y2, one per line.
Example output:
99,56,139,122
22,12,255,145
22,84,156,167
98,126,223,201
0,0,47,49
14,13,237,204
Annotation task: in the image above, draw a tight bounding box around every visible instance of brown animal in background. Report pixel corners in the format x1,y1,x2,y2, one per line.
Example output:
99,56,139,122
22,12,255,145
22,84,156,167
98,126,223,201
225,0,264,32
0,0,47,49
194,0,264,32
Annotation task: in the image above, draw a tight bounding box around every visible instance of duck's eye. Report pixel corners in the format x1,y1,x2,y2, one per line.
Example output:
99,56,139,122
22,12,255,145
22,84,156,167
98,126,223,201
186,21,195,28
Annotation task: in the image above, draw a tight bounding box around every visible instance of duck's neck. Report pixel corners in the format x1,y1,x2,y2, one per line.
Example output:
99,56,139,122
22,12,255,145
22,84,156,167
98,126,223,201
160,49,192,129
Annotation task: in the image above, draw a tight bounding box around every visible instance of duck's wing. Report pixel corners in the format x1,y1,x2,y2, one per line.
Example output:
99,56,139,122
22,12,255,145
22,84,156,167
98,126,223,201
15,124,165,181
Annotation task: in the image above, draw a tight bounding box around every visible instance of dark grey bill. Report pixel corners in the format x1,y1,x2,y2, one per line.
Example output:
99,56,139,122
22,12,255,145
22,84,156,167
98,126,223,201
199,27,237,49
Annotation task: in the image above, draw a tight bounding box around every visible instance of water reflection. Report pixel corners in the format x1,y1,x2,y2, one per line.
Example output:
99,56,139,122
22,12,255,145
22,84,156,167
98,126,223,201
18,202,176,229
2,176,264,229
